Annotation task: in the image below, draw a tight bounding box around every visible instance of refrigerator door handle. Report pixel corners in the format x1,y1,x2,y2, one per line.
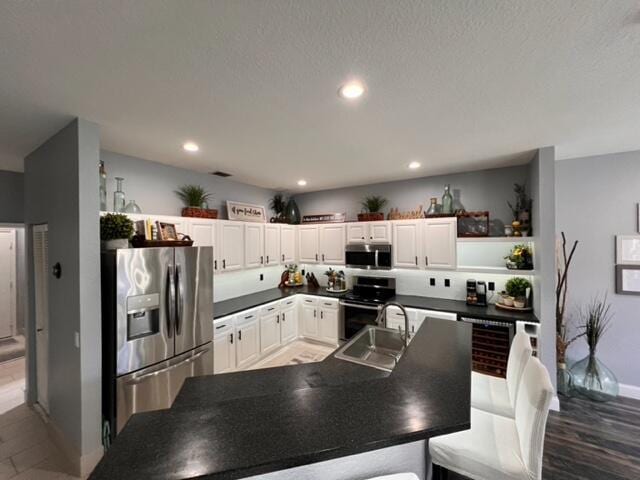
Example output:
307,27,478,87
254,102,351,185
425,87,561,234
124,345,210,385
166,265,175,338
175,265,184,335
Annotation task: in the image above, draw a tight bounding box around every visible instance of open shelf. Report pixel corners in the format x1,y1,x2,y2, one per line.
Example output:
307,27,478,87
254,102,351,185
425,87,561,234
457,266,536,275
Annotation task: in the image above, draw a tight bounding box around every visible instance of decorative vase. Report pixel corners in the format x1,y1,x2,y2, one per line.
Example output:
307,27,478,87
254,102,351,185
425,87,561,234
103,238,129,250
557,363,573,397
425,198,439,216
285,198,301,225
570,353,619,402
123,200,142,214
113,177,126,212
441,184,453,214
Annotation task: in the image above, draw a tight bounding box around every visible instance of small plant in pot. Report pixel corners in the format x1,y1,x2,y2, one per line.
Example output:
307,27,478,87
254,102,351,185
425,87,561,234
269,193,289,223
175,185,217,219
100,213,134,250
504,277,531,308
358,195,388,221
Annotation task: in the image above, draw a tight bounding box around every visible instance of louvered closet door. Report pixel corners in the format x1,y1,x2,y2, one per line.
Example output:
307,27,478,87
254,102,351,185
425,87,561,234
33,225,49,413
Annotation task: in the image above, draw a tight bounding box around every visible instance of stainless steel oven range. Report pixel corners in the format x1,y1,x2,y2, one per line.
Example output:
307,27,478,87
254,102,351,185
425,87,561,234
339,276,396,340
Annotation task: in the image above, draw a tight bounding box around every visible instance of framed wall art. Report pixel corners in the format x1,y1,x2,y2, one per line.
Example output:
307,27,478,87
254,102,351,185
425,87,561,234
227,201,267,223
616,265,640,295
615,235,640,265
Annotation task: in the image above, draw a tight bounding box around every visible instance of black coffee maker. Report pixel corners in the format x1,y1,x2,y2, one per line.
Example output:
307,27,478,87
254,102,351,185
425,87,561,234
466,280,488,306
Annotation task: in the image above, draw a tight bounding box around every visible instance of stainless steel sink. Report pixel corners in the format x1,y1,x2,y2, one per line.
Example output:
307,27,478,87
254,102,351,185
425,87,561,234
334,326,406,372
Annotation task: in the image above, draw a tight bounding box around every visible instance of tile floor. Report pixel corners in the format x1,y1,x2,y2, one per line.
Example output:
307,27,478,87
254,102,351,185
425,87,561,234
0,358,78,480
248,340,335,370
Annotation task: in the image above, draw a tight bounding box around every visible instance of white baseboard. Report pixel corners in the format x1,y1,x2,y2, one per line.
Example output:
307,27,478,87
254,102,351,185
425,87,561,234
44,416,103,479
549,395,560,412
619,383,640,400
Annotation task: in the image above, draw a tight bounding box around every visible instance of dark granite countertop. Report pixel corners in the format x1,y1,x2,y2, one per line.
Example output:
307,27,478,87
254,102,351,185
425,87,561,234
89,318,472,480
214,286,538,323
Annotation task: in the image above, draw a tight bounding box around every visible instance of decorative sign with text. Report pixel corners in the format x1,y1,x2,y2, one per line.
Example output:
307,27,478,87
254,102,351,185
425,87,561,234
226,201,267,223
302,213,346,224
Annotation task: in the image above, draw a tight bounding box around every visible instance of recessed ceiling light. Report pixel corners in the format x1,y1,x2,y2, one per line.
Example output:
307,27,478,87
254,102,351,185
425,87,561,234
183,142,199,153
338,81,365,100
409,161,421,169
297,179,307,186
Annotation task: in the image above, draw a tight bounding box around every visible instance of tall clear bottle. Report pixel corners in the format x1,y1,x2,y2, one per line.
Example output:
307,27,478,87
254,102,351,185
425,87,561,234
441,184,453,214
99,161,107,211
113,177,126,212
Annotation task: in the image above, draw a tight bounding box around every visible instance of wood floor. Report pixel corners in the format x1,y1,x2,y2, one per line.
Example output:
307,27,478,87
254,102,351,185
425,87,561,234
447,395,640,480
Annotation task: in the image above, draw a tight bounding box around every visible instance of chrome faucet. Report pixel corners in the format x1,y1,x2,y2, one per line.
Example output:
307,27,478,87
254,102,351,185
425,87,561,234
375,301,410,348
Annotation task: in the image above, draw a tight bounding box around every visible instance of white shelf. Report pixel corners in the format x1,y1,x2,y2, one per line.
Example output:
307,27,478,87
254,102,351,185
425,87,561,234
457,237,534,243
457,266,536,275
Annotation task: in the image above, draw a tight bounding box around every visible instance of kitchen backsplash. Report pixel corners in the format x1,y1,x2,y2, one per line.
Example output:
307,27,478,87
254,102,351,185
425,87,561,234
301,264,535,304
214,266,284,302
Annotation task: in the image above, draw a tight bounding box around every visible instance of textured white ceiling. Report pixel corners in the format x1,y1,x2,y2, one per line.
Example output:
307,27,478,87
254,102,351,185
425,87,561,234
1,0,639,191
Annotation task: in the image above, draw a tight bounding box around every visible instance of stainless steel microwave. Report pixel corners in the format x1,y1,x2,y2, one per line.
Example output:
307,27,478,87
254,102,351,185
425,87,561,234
345,244,392,270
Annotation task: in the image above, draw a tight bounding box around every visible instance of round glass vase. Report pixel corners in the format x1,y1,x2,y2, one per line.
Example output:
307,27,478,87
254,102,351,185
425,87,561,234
570,353,619,402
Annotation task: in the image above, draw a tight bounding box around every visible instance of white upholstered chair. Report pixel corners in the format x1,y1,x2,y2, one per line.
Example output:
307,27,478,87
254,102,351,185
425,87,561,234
429,356,554,480
471,332,532,418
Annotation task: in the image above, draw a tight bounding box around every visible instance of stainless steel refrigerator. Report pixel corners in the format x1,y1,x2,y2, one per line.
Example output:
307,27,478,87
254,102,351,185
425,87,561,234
101,247,213,442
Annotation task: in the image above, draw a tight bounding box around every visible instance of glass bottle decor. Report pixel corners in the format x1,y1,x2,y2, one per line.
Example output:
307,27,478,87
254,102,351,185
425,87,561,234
441,184,453,214
113,177,126,212
426,198,438,216
99,161,107,211
570,353,619,402
123,200,142,214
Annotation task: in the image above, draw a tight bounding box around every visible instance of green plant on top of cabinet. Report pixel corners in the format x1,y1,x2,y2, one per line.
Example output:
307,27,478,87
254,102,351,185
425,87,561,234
358,195,388,221
100,213,134,250
176,184,218,218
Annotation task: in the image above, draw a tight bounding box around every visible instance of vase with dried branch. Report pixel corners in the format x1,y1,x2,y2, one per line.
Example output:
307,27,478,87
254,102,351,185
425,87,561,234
556,232,581,395
569,294,618,402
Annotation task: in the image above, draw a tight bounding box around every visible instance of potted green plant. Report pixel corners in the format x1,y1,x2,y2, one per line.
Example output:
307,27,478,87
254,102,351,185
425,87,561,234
569,294,618,401
504,244,534,270
175,185,217,219
504,277,531,308
269,193,288,223
358,195,388,221
100,213,134,250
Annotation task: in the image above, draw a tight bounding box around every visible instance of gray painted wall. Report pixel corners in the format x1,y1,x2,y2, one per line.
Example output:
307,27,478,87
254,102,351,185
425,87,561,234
556,150,640,388
0,170,24,223
101,151,276,218
24,119,102,460
528,147,557,391
292,165,530,235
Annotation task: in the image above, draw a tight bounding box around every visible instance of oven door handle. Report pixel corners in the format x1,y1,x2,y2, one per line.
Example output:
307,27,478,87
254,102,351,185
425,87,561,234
339,301,382,311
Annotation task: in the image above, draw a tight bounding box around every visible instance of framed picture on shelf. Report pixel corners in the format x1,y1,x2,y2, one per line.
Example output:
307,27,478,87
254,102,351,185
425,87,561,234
157,222,178,241
227,201,266,223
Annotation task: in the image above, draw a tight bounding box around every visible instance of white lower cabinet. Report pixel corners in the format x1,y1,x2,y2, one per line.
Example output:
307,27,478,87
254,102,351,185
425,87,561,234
280,298,298,344
300,296,339,345
260,303,281,356
235,310,260,369
213,317,235,374
300,297,319,338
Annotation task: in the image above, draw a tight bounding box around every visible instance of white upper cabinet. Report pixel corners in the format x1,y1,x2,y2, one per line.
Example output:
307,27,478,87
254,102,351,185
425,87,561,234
244,223,265,269
423,217,457,269
346,223,368,244
219,221,245,272
369,221,391,244
298,225,319,263
280,225,296,264
347,222,391,244
392,220,422,269
319,224,346,264
264,224,280,266
188,220,218,273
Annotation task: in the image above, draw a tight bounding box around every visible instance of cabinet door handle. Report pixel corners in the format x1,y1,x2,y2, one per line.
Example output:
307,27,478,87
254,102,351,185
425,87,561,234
282,254,285,262
315,253,318,261
214,259,218,270
215,324,227,330
238,330,242,341
320,311,323,319
282,312,285,322
425,256,428,266
322,253,325,262
361,236,365,240
230,333,234,344
415,256,418,265
314,309,316,317
260,255,264,265
266,255,269,264
277,314,280,324
223,259,226,269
